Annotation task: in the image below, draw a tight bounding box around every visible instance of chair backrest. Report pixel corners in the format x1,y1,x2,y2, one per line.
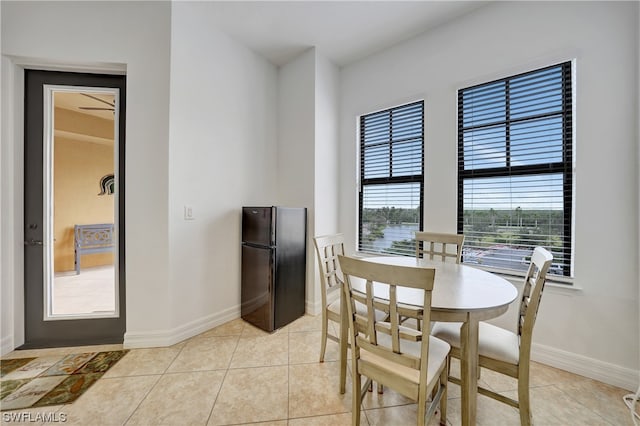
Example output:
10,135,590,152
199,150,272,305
313,234,345,308
338,255,436,381
517,247,554,359
415,232,464,263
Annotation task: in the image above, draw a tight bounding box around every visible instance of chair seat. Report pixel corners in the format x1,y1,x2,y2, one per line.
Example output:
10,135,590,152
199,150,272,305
361,334,450,386
431,321,520,365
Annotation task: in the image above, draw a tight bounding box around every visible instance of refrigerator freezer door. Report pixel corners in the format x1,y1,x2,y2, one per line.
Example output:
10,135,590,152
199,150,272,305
273,207,307,329
242,207,274,247
241,244,275,332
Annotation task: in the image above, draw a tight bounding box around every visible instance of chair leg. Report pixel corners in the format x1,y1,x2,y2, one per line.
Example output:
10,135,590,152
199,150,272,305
319,312,328,363
74,250,80,275
417,394,426,426
352,368,362,426
518,373,532,426
339,313,349,394
439,358,448,425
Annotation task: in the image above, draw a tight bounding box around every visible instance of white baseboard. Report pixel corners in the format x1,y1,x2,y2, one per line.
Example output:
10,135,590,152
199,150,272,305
123,305,240,349
532,342,639,391
1,334,14,356
306,298,322,316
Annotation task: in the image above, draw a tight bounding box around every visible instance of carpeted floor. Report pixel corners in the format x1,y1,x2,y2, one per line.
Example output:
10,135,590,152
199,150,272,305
0,350,128,411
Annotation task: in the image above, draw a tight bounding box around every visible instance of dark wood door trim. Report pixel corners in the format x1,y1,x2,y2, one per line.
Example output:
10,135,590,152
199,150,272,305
22,69,126,349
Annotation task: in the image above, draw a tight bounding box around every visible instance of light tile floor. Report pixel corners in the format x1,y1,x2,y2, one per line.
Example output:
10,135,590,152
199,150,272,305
53,266,116,315
1,315,634,425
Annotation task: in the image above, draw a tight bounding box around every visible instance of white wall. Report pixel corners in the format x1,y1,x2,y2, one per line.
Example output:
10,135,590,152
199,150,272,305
339,1,639,390
0,2,7,352
313,53,340,311
1,1,172,352
314,54,340,237
166,2,278,338
277,49,316,211
276,48,340,314
277,49,317,313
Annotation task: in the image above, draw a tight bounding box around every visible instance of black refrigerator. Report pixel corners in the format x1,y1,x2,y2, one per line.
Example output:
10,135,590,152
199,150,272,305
241,206,307,332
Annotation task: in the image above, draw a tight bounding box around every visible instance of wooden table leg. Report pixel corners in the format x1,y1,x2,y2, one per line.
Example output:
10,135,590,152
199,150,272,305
459,317,479,426
339,288,348,394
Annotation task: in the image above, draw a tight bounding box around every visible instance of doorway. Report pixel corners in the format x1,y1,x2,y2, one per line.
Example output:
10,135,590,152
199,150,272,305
22,70,126,348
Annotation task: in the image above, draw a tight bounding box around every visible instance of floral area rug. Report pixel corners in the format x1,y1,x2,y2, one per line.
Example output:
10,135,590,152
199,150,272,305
0,350,128,411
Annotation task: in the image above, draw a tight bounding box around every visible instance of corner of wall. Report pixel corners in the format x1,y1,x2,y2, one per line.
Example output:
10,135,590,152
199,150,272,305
637,0,640,388
1,335,13,357
124,303,240,348
1,57,25,354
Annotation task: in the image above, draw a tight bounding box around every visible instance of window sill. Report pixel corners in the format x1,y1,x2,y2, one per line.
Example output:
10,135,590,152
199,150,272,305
354,250,403,259
471,265,582,292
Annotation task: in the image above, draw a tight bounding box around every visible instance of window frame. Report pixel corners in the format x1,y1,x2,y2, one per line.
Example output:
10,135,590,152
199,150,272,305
457,62,574,279
358,100,425,256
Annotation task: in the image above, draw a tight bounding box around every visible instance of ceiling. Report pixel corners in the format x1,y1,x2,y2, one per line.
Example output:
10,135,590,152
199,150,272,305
55,92,115,121
54,92,115,145
49,2,489,121
202,1,490,67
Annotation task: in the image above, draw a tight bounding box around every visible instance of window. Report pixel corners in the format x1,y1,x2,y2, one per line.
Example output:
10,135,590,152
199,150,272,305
359,101,424,256
458,62,573,278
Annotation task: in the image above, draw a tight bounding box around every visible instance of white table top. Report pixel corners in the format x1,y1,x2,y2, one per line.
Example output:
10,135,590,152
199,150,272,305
358,256,518,314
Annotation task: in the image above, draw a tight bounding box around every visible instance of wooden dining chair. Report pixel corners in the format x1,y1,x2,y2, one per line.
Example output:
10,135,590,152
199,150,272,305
338,255,450,426
313,234,345,364
406,232,464,332
313,234,388,394
431,246,554,426
415,231,465,264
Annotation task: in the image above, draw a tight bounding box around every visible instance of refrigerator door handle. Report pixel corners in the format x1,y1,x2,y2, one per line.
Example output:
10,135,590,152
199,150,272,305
242,242,276,250
271,206,276,246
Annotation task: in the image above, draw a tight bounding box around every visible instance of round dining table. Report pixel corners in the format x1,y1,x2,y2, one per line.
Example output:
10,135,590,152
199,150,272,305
337,255,518,426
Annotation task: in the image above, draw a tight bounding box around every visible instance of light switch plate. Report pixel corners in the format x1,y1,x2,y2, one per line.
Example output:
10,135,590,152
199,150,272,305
184,205,194,220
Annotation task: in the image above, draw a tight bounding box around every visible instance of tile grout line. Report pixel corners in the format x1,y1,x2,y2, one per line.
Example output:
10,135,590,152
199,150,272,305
552,383,621,426
119,338,190,424
204,324,243,426
108,373,162,426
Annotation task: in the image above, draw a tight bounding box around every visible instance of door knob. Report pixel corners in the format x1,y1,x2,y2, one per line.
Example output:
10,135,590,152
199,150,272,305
24,239,44,246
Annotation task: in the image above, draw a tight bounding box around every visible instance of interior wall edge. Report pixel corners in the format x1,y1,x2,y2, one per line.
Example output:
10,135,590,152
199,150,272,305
1,57,25,353
636,0,640,389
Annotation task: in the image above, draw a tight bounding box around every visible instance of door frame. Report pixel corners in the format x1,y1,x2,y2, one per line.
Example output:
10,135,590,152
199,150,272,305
0,58,127,353
23,69,126,348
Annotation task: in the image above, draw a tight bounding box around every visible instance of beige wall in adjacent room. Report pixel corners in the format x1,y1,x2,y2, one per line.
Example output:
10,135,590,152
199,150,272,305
53,113,115,272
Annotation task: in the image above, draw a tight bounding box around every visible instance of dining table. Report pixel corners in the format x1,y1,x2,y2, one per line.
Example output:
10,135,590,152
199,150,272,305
337,255,518,426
